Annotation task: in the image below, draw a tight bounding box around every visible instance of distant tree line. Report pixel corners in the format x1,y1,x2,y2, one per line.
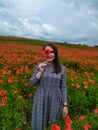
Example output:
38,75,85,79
64,42,98,47
94,45,98,47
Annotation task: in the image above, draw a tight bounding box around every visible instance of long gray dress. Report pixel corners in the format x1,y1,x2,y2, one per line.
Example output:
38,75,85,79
30,63,67,130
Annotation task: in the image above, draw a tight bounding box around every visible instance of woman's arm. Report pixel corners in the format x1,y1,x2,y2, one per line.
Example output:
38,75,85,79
60,66,67,105
29,62,47,87
29,64,40,87
60,66,68,117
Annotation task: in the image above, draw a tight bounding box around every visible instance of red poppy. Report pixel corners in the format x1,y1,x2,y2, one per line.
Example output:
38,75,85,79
0,102,5,107
8,76,13,83
79,116,85,121
65,116,72,130
84,123,91,130
43,49,51,57
0,79,3,85
0,90,6,96
65,127,72,130
2,96,7,103
51,124,61,130
29,93,33,97
18,95,23,99
14,90,18,94
16,70,22,75
94,108,98,114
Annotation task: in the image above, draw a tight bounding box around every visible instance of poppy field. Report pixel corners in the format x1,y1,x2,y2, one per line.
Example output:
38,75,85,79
0,36,98,130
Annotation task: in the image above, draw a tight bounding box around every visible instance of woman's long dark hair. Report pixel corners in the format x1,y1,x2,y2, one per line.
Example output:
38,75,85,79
43,43,61,74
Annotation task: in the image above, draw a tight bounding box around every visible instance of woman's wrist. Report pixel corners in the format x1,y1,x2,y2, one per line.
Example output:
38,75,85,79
38,68,44,72
38,68,42,72
63,104,68,107
63,102,68,107
36,71,43,79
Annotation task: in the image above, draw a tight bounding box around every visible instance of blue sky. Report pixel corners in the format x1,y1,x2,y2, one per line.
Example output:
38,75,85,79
0,0,98,46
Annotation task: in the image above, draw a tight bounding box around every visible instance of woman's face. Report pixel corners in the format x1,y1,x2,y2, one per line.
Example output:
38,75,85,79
44,46,55,63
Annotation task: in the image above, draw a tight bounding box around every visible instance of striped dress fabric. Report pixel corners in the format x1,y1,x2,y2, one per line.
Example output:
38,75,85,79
30,63,67,130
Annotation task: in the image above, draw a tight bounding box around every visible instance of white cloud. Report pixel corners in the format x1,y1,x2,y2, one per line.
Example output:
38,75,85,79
0,0,98,46
41,24,56,35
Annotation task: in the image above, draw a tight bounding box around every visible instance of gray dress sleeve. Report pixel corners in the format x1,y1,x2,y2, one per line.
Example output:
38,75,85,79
60,66,67,103
29,63,40,87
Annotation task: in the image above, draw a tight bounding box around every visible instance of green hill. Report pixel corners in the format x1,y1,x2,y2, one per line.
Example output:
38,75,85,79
0,36,98,50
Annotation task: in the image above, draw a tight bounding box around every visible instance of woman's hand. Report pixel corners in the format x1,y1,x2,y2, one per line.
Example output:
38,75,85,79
36,62,47,80
38,62,47,72
63,106,68,118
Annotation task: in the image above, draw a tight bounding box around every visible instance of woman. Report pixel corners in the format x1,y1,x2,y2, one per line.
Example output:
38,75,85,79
30,43,68,130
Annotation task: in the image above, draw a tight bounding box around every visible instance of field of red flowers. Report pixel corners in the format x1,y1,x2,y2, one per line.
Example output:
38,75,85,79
0,37,98,130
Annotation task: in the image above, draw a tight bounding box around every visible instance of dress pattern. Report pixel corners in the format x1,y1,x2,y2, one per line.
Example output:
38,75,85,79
30,63,67,130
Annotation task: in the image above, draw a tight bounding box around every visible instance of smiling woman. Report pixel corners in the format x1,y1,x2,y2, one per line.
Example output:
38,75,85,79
30,43,68,130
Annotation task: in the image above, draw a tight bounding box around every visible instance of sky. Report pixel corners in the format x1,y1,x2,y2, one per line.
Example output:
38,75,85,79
0,0,98,46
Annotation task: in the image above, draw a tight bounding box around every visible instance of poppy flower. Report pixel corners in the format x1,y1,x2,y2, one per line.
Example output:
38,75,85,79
84,123,91,130
0,90,6,96
94,108,98,114
29,93,33,97
0,102,5,107
43,49,51,57
0,79,3,85
14,90,18,94
18,95,23,99
51,124,61,130
2,96,7,103
8,76,13,83
65,116,72,130
79,116,85,121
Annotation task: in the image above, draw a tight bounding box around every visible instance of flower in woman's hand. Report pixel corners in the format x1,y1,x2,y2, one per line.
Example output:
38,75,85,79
43,49,51,57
